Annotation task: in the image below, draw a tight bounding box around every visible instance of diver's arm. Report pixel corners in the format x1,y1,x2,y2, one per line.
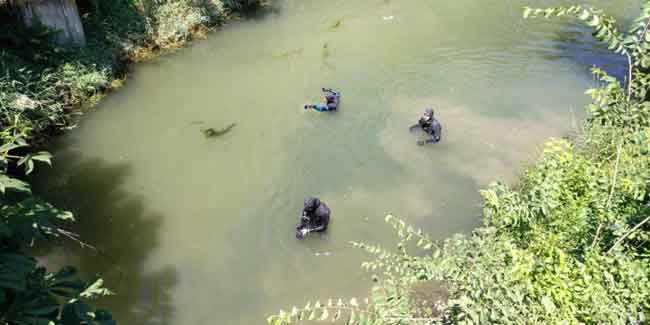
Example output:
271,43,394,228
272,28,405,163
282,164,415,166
310,225,326,232
312,104,330,112
409,124,421,132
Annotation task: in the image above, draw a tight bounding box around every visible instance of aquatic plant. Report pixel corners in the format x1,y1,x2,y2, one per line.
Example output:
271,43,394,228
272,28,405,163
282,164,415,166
329,18,343,30
321,42,330,59
201,123,236,138
268,2,650,323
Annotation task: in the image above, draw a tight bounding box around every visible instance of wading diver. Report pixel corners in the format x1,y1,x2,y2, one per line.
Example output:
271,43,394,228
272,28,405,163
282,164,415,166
409,107,442,145
296,197,331,239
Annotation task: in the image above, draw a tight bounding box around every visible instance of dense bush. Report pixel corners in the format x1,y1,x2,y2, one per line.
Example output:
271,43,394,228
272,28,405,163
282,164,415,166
268,2,650,324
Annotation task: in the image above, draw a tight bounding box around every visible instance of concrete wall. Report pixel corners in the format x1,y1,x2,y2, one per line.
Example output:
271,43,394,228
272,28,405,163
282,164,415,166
12,0,86,45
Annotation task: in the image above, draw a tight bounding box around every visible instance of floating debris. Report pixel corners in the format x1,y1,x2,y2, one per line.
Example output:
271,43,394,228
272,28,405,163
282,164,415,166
382,15,395,20
321,42,330,59
329,19,343,30
201,123,237,138
272,48,304,59
315,252,332,256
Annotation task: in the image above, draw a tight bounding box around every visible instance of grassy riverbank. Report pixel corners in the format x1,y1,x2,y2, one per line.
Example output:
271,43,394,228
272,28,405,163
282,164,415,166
269,4,650,324
1,0,268,148
0,1,267,323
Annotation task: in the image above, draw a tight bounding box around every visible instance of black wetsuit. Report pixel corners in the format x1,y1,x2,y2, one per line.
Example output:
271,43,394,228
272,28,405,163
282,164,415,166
419,117,442,143
297,200,330,239
300,201,330,232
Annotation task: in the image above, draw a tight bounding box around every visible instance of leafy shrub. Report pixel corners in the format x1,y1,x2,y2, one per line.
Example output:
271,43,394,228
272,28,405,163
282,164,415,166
153,0,221,45
57,62,109,107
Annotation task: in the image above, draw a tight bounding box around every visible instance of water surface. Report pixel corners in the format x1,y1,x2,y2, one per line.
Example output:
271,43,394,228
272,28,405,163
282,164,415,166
33,0,635,323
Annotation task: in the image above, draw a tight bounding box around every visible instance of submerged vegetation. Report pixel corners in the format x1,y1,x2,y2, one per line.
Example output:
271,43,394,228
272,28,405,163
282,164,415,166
201,123,237,138
0,0,267,323
268,2,650,324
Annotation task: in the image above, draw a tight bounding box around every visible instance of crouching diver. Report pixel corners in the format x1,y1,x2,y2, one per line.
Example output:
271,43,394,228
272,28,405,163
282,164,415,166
296,197,330,239
409,107,442,145
304,88,341,112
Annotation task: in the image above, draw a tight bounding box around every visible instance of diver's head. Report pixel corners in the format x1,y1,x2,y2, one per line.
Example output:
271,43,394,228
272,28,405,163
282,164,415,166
424,107,434,119
304,197,321,212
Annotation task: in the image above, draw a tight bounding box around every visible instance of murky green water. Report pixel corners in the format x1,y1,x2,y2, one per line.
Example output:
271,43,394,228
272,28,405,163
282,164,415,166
33,0,635,323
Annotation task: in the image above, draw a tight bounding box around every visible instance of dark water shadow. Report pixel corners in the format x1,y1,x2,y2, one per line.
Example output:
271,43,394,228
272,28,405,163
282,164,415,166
523,20,629,82
239,1,283,21
552,23,627,80
29,148,177,325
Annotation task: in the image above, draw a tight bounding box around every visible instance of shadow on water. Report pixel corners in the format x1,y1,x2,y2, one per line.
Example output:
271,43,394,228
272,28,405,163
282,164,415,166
240,2,282,21
551,23,627,79
523,17,631,81
29,147,177,325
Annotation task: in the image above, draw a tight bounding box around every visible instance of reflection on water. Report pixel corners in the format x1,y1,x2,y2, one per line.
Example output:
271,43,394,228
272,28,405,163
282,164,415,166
31,0,634,323
33,150,177,324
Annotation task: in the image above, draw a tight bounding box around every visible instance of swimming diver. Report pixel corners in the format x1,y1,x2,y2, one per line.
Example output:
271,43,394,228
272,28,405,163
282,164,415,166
304,88,341,112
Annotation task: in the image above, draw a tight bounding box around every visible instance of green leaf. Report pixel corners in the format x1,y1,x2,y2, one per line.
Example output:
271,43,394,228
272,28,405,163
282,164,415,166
319,308,328,321
333,309,342,321
541,296,557,314
0,142,24,154
79,278,113,299
31,151,52,165
55,210,75,221
348,309,356,324
642,56,650,69
0,173,31,194
26,159,34,175
523,7,532,19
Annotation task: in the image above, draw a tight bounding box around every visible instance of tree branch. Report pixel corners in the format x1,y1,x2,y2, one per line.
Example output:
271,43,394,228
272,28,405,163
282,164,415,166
607,215,650,254
56,228,98,251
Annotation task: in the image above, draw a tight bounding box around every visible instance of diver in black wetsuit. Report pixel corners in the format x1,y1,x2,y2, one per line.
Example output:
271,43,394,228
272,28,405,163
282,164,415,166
296,197,331,239
410,107,442,145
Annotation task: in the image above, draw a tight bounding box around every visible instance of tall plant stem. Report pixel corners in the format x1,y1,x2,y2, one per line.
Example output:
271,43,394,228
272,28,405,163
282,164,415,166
591,139,623,249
